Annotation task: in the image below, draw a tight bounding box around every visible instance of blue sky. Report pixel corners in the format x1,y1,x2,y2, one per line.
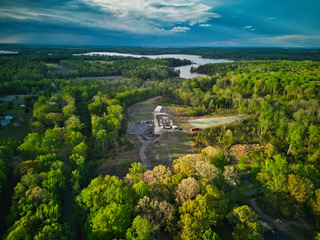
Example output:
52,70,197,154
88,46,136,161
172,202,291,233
0,0,319,47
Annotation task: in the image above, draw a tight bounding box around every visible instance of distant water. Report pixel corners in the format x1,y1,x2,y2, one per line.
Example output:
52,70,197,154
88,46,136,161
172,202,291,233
75,52,233,79
0,50,18,54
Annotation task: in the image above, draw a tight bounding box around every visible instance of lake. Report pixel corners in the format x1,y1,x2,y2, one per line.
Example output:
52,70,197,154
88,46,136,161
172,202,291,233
75,52,233,79
0,50,18,54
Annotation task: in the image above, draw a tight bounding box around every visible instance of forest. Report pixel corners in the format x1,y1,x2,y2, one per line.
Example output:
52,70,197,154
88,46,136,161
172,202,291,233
0,46,319,240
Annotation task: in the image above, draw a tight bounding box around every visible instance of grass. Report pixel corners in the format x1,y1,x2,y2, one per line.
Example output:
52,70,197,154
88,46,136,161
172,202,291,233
146,131,194,167
45,63,60,67
129,114,154,123
0,105,32,141
0,94,31,106
120,158,131,169
128,103,157,123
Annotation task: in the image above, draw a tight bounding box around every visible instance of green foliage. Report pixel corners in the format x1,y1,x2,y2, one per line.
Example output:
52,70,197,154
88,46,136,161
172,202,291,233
86,202,132,240
126,215,155,240
178,184,228,240
18,133,44,159
129,162,146,177
202,228,221,240
34,223,73,240
227,205,263,240
2,51,320,239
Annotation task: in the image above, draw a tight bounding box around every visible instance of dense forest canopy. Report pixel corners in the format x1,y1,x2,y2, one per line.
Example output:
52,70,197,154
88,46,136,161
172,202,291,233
1,44,320,61
0,46,319,240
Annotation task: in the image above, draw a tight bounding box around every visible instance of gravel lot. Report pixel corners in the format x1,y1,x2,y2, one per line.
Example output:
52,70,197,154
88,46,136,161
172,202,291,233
128,121,154,136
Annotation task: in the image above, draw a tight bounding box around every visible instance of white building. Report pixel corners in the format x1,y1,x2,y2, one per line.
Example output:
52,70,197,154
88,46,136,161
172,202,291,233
154,106,162,113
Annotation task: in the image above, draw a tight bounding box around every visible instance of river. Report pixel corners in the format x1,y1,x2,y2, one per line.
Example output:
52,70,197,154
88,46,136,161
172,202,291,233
75,52,233,79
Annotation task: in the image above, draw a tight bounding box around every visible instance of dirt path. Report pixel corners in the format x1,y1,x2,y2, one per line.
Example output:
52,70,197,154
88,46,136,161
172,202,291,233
137,135,152,170
249,199,275,225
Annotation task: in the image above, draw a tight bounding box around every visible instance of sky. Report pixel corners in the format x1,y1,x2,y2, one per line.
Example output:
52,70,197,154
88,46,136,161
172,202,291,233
0,0,319,47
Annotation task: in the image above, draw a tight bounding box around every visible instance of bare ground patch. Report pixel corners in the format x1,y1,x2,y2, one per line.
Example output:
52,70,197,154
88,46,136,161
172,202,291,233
228,144,264,164
188,116,238,129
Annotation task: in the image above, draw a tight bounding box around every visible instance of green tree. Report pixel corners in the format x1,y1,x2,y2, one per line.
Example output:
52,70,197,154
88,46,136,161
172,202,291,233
202,228,221,240
34,223,73,240
126,215,155,240
227,205,263,240
87,202,132,240
178,185,228,240
18,133,44,159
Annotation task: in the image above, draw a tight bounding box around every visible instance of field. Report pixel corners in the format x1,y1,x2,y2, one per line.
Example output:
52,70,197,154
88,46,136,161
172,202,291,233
0,94,30,106
127,98,159,123
45,63,72,72
188,116,238,129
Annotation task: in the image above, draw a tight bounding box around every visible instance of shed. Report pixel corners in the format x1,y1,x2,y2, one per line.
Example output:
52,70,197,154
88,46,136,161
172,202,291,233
1,119,11,126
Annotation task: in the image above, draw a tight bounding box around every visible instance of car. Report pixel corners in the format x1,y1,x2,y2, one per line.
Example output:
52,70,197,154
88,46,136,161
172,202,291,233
128,129,133,132
178,128,183,130
149,124,153,127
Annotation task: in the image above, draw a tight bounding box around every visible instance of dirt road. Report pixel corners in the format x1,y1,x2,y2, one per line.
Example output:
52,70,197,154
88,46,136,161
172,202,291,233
137,135,152,170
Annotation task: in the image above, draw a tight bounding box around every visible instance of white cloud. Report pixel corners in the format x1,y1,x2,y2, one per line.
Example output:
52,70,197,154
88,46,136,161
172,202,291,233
0,0,219,35
210,41,237,46
247,35,320,46
79,0,219,34
199,24,211,27
242,25,252,29
170,26,190,33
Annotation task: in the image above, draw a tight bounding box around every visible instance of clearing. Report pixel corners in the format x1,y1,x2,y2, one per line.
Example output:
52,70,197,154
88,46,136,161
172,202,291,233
95,134,142,178
128,99,194,168
97,97,245,176
45,63,72,72
0,97,32,140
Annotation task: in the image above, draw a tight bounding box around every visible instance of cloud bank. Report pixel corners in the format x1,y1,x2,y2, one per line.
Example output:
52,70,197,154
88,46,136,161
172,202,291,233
0,0,218,35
